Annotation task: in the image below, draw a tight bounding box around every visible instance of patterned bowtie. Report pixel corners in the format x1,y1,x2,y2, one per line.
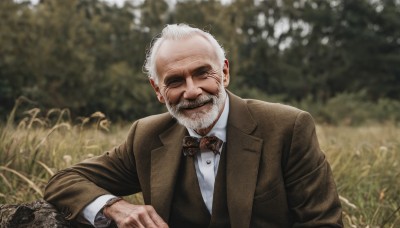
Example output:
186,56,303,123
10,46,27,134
182,136,223,156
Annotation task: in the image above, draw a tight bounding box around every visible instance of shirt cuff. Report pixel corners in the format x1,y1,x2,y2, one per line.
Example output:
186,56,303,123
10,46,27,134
81,194,116,227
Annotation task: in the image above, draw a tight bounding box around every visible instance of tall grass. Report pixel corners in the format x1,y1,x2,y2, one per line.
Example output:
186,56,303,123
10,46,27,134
317,125,400,227
0,99,135,203
0,102,399,227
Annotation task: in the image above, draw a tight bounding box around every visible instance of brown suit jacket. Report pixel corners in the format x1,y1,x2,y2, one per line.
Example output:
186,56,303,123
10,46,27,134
44,91,343,227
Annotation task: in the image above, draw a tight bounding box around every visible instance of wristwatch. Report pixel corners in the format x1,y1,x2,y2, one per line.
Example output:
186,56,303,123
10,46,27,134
104,197,123,209
98,197,123,226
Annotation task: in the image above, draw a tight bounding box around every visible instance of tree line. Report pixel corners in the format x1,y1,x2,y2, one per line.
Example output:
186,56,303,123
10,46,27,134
1,0,399,122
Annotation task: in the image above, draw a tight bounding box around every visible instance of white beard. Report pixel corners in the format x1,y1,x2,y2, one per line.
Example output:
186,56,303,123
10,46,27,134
165,85,226,130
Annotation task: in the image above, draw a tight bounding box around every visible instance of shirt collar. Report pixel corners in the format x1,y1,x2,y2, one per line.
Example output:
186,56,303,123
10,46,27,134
187,94,229,142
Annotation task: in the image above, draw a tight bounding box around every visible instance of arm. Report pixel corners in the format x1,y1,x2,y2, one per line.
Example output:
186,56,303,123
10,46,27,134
283,111,343,227
44,121,167,227
44,121,141,220
81,194,116,227
102,199,168,228
83,196,168,228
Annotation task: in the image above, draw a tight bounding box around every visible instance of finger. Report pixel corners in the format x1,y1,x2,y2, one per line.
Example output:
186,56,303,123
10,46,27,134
138,213,158,228
133,206,158,228
147,206,169,227
121,213,145,228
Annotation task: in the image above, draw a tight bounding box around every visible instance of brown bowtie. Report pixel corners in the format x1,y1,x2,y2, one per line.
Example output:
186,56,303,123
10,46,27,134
182,136,223,156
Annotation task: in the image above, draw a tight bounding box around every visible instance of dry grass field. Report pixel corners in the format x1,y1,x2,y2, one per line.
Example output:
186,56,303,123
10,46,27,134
1,107,399,227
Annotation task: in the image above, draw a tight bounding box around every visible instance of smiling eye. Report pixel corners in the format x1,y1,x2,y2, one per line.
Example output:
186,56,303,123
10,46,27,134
199,70,209,76
165,78,183,87
194,67,211,77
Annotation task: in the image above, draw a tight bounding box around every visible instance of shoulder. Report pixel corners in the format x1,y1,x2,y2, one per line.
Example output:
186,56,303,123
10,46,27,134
228,91,303,116
124,112,176,144
136,112,174,127
229,91,307,124
244,98,303,118
246,99,313,131
228,91,316,136
131,112,177,137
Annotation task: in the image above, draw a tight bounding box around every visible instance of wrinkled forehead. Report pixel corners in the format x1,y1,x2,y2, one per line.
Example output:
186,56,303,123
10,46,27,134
155,35,218,65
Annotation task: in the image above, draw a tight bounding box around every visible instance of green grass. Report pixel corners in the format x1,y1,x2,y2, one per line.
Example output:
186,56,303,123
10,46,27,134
0,106,399,227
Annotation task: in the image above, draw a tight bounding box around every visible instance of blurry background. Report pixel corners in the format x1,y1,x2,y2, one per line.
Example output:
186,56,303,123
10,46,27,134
1,0,400,124
1,1,400,226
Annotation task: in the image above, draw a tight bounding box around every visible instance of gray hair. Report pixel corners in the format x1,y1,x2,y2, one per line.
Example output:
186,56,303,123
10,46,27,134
144,24,226,84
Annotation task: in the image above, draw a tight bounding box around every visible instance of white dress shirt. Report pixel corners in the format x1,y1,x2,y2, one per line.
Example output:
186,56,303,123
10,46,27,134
187,95,229,213
82,96,229,227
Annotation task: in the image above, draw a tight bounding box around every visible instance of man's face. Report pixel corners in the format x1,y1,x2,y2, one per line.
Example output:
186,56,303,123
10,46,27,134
150,35,230,130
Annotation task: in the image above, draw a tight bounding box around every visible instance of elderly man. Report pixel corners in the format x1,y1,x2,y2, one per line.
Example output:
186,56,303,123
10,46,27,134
44,24,343,227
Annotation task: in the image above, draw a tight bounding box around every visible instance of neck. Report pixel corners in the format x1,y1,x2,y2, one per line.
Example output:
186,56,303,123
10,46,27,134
195,122,216,136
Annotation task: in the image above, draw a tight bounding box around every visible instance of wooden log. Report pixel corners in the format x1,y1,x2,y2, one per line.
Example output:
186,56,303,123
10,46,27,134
0,199,71,228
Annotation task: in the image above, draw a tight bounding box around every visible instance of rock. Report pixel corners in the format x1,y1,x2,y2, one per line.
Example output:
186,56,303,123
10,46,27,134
0,199,71,228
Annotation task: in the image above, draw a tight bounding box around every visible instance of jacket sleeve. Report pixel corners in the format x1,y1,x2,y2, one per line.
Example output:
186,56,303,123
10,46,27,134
44,121,141,221
283,111,343,227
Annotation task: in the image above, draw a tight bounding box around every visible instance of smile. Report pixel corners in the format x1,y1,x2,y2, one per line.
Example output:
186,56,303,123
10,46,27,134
179,98,213,111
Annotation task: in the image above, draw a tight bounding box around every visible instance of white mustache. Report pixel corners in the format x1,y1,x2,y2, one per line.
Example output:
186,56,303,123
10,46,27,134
176,95,214,110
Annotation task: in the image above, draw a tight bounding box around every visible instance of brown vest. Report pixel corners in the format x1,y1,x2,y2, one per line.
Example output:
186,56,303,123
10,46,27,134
169,146,230,228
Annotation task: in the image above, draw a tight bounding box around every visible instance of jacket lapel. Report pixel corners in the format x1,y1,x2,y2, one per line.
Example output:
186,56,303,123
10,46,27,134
226,92,263,228
150,123,187,222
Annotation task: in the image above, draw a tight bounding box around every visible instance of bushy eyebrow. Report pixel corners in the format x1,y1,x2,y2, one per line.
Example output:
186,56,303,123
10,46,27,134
191,65,212,75
162,64,214,85
163,74,182,85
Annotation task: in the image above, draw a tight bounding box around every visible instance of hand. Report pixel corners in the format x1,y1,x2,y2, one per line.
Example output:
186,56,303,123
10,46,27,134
103,199,169,228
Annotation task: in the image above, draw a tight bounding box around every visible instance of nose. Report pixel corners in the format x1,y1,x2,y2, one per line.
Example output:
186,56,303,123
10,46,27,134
183,78,202,100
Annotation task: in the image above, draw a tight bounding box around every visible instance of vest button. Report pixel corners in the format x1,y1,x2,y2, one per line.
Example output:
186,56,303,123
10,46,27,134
206,160,211,165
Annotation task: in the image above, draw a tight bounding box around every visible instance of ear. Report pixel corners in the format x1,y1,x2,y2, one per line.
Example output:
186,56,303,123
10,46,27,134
222,59,230,87
149,79,166,104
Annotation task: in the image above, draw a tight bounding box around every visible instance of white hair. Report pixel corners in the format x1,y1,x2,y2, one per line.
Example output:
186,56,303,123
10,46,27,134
144,24,226,84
